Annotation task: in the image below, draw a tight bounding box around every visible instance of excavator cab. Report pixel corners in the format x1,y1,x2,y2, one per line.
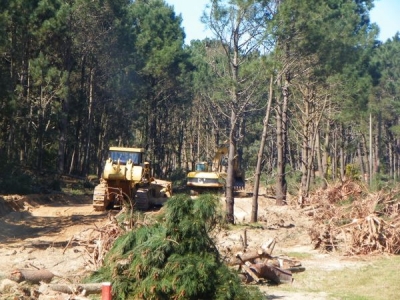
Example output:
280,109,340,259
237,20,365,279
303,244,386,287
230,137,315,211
195,162,208,172
186,145,245,194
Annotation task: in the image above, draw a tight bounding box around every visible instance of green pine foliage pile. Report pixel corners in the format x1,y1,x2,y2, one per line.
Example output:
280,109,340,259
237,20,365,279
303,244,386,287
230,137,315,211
88,193,264,300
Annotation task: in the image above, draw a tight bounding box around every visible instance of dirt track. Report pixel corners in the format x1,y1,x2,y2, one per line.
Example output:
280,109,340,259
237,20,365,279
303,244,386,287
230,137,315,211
0,194,109,288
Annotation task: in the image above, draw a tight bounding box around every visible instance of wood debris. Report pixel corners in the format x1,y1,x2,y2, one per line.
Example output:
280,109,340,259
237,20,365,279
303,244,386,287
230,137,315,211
223,237,304,285
306,179,400,255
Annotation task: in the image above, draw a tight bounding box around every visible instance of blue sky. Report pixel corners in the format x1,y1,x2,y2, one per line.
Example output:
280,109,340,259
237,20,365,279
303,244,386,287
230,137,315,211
165,0,400,44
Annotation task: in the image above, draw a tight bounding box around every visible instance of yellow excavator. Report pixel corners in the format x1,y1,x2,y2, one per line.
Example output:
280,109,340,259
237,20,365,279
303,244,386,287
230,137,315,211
93,147,172,211
186,146,245,195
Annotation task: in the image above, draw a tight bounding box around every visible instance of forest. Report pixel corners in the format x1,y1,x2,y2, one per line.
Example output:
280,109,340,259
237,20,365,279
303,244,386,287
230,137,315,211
1,0,399,210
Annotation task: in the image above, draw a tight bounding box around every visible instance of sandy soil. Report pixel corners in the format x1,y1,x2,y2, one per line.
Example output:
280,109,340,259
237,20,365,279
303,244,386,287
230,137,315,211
0,192,366,299
0,194,109,292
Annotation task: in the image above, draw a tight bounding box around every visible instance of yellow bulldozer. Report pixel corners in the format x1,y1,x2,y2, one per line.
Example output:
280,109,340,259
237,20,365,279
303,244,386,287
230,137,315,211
186,146,245,195
93,146,172,211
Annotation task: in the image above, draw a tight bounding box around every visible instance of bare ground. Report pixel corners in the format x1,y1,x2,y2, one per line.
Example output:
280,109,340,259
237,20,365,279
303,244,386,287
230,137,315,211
0,194,109,294
0,192,369,299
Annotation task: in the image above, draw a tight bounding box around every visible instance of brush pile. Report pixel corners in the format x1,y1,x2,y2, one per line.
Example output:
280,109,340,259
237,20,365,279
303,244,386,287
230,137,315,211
305,180,400,255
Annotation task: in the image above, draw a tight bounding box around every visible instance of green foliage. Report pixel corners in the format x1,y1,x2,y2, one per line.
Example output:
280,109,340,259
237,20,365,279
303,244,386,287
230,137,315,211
369,172,391,192
169,168,188,190
0,154,32,194
88,194,263,299
1,0,398,221
283,167,302,196
0,168,33,195
0,151,65,194
345,164,361,180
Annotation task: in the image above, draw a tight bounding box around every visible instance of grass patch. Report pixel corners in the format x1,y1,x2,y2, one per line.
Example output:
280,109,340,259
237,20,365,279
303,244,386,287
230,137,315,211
268,255,400,299
61,187,86,195
283,252,313,260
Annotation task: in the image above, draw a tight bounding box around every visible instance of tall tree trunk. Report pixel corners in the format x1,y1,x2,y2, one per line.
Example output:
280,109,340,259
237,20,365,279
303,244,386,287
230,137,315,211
225,111,237,224
388,136,393,179
374,135,379,174
315,131,326,188
332,128,338,181
84,68,94,176
251,75,274,222
298,98,310,206
357,141,366,183
361,133,371,184
37,87,44,170
276,76,289,206
321,105,331,187
225,21,241,225
339,124,345,180
57,30,73,175
58,71,70,174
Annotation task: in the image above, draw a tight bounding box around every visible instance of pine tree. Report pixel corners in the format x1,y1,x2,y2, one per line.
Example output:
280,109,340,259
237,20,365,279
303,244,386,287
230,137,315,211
89,194,263,300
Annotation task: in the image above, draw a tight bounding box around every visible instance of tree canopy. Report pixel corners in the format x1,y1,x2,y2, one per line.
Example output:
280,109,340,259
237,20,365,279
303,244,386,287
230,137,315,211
0,0,399,213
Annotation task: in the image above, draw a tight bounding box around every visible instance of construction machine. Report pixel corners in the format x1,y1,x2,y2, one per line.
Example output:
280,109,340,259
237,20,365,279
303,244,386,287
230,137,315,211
93,147,172,211
186,146,245,195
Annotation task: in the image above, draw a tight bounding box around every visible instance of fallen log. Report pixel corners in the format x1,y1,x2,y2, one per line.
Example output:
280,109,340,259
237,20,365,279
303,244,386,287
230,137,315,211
9,268,54,283
248,263,293,284
24,240,81,249
242,263,262,283
39,283,103,295
287,266,306,273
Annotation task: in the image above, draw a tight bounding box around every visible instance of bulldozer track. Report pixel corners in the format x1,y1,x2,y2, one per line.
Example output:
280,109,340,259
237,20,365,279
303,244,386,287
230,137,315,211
135,189,151,210
93,183,108,211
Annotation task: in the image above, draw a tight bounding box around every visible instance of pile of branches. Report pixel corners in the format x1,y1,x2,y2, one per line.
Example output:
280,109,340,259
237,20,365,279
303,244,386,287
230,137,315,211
83,215,125,270
82,206,158,270
305,180,400,255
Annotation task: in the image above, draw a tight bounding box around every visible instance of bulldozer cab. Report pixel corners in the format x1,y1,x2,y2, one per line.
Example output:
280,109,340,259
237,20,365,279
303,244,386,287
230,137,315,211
109,147,144,165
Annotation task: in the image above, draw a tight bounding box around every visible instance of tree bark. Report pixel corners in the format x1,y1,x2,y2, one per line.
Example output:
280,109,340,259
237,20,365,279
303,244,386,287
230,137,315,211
357,141,366,182
276,75,289,206
225,123,237,224
321,108,331,187
251,75,274,222
339,124,345,180
298,99,310,206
